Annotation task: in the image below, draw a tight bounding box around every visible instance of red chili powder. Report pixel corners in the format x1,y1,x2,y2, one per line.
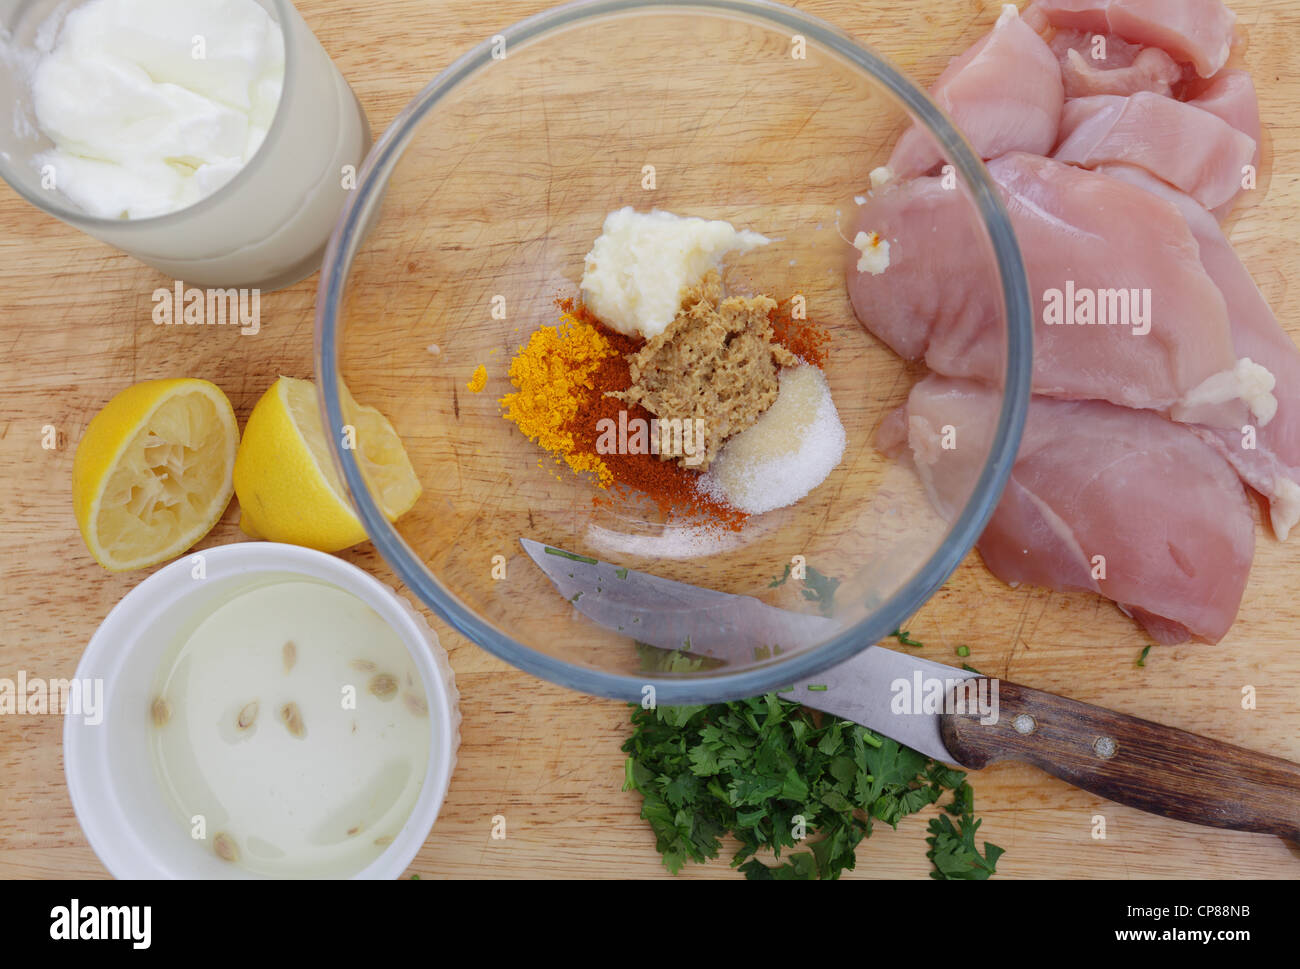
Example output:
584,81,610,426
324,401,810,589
770,298,830,367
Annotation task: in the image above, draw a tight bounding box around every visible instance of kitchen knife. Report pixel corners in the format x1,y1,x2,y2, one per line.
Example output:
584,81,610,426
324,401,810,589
523,538,1300,840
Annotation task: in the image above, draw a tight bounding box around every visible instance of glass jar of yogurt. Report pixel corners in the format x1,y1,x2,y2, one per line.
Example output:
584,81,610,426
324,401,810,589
0,0,371,290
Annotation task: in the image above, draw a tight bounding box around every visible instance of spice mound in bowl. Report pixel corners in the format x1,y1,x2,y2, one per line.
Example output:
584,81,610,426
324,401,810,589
499,207,846,531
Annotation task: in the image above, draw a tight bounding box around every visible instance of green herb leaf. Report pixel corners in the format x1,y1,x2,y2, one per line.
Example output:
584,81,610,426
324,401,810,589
634,641,717,674
925,782,1005,880
802,567,841,617
768,562,839,617
1137,644,1152,668
543,546,598,565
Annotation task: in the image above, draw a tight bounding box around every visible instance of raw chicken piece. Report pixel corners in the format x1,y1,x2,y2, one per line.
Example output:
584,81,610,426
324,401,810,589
1061,46,1182,97
1191,70,1262,220
1050,26,1143,67
1188,69,1260,146
1050,28,1183,97
849,153,1254,423
887,5,1063,179
1021,1,1052,35
847,174,995,364
1033,0,1236,78
1100,163,1300,539
881,375,1254,644
1053,92,1256,210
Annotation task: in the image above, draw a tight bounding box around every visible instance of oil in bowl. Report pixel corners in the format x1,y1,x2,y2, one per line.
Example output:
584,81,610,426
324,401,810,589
148,576,431,878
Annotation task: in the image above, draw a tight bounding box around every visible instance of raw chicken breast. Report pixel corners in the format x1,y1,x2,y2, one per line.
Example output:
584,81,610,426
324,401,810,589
1188,69,1260,146
1050,26,1142,68
882,375,1254,644
1186,70,1262,217
1053,92,1256,210
1050,29,1183,97
1100,163,1300,539
849,153,1253,422
887,5,1063,178
1033,0,1236,78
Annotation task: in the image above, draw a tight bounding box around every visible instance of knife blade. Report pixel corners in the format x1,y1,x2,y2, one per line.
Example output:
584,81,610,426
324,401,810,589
518,536,835,659
521,537,977,762
522,538,1300,839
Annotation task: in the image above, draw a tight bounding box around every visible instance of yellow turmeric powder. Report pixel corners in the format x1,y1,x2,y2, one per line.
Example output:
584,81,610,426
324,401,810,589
467,364,487,393
500,315,614,485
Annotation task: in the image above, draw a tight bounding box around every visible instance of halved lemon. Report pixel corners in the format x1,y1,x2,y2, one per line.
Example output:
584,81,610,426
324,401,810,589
73,379,238,572
233,376,421,553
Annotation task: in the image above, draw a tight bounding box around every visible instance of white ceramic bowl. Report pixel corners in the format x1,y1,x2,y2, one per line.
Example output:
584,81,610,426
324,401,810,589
64,542,460,879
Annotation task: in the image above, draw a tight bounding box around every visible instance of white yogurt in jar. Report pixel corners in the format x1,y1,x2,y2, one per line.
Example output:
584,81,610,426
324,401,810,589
31,0,285,219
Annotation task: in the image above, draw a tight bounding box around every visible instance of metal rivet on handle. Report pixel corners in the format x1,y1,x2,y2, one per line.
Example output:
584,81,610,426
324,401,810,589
1094,736,1118,759
1012,714,1036,735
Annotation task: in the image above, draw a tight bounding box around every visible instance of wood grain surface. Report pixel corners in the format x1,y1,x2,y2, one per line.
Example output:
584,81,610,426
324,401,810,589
2,0,1298,880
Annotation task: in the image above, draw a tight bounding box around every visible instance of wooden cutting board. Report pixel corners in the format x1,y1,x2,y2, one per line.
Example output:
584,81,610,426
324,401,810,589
2,0,1297,880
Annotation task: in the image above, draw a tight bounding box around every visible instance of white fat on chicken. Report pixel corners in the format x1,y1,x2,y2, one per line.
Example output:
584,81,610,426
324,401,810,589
1270,479,1300,542
1173,357,1278,428
852,230,890,275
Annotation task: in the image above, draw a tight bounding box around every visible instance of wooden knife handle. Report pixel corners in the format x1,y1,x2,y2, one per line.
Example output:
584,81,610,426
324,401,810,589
939,679,1300,840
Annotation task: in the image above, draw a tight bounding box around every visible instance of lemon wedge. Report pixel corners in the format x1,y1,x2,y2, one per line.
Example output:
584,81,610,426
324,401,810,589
233,376,421,552
73,378,238,572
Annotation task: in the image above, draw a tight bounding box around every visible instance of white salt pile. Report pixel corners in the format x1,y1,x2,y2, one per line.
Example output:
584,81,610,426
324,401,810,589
700,364,846,514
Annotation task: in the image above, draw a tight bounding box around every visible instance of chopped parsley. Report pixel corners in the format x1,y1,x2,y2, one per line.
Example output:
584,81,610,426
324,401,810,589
768,562,840,617
635,642,718,674
891,628,924,648
801,567,841,617
622,694,1003,880
1136,644,1152,668
543,546,598,565
925,776,1005,880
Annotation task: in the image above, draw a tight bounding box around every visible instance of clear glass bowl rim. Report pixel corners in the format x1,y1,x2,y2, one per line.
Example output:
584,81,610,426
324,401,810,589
315,0,1033,704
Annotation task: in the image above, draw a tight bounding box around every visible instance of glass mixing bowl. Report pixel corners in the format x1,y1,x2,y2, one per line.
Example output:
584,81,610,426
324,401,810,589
316,0,1031,703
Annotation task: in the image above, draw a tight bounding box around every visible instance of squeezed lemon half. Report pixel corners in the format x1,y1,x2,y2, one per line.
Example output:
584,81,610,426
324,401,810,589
72,378,238,572
233,376,421,553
